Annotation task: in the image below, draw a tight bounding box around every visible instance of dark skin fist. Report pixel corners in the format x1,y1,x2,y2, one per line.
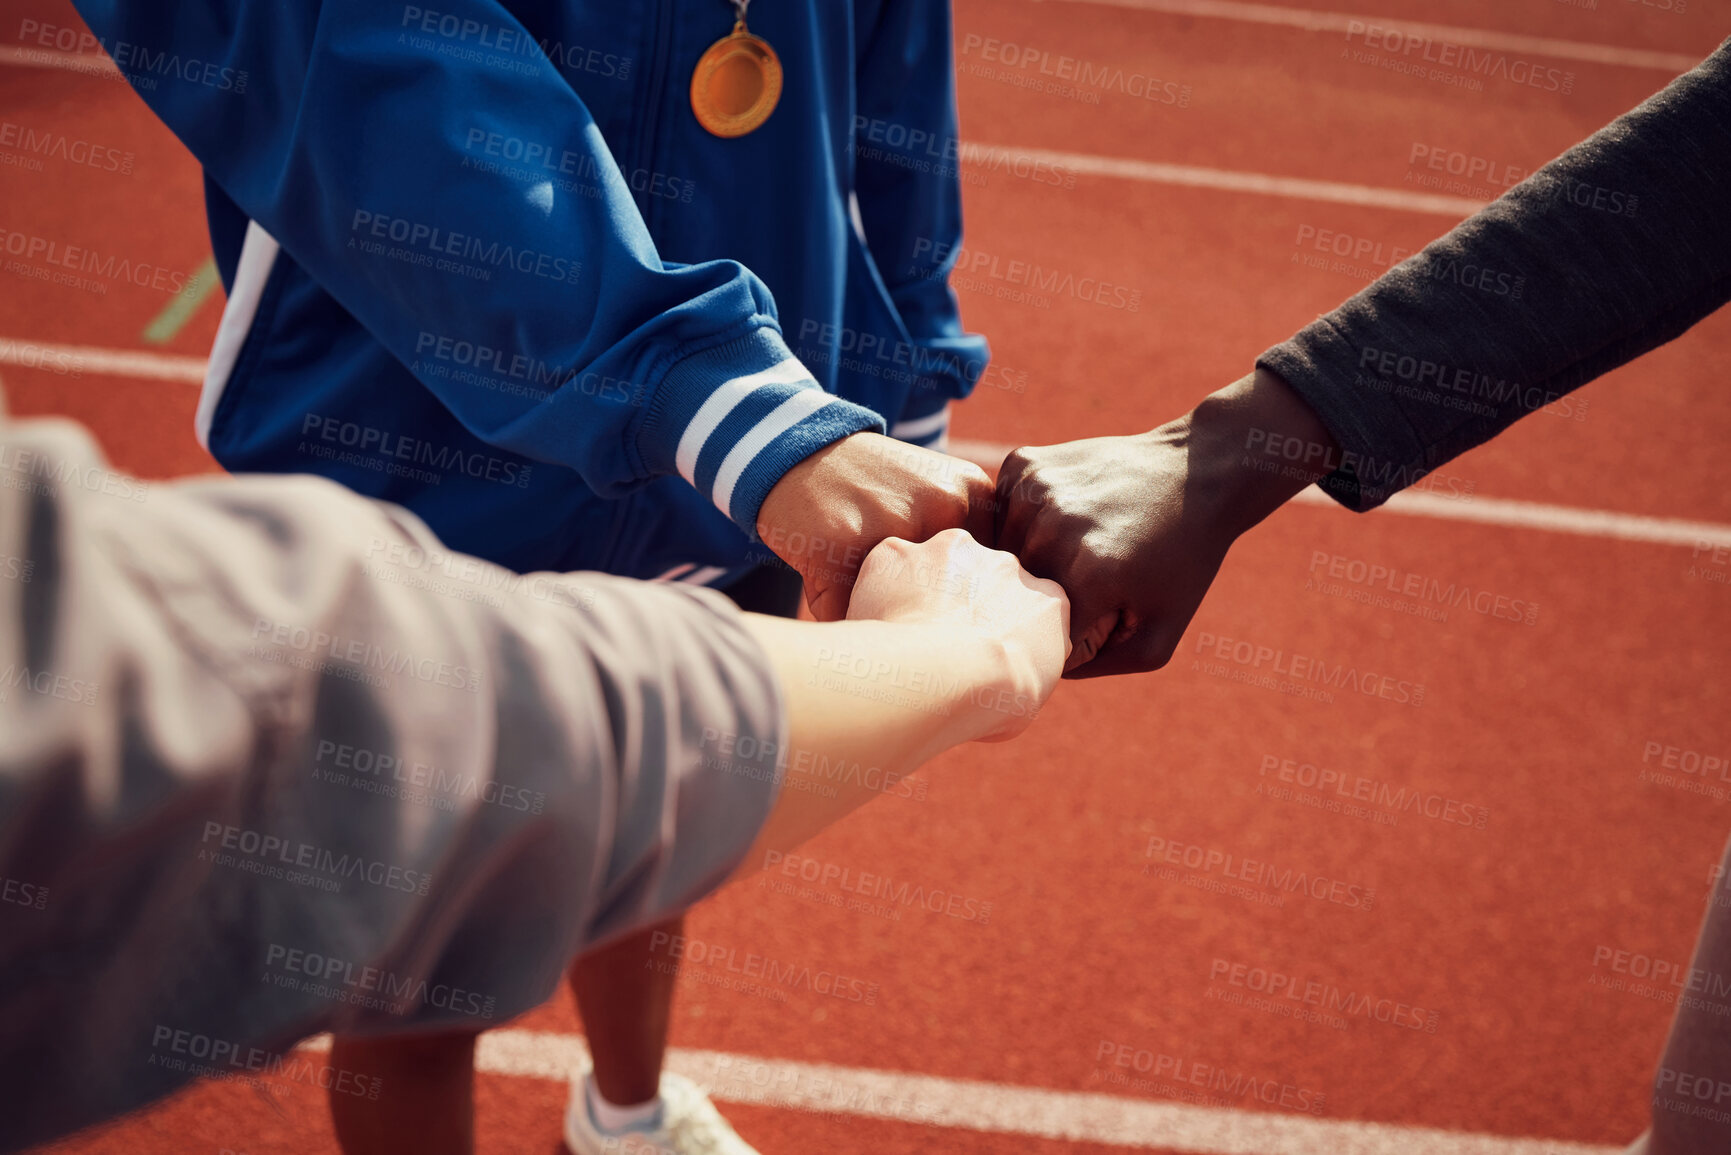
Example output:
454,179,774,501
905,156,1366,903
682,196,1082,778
993,370,1339,678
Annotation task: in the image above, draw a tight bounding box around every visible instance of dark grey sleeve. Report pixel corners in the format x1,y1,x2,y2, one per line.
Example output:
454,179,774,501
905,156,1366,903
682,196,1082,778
0,405,783,1150
1258,38,1731,510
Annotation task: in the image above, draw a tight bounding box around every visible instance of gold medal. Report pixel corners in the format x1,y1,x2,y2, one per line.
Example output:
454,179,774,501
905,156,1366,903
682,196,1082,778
691,4,782,138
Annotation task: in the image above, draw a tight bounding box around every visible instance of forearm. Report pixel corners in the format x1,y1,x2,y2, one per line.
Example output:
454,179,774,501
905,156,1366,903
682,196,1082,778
1260,37,1731,509
729,613,1016,872
0,409,786,1142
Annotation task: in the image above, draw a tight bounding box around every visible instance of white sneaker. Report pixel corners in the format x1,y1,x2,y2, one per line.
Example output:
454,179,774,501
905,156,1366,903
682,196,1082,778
564,1065,761,1155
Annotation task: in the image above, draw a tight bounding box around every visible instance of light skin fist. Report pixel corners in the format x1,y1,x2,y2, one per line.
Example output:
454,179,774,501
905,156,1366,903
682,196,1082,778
849,528,1070,741
757,431,995,621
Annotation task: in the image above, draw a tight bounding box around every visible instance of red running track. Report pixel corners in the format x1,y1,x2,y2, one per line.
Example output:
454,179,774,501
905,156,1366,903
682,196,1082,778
5,0,1731,1151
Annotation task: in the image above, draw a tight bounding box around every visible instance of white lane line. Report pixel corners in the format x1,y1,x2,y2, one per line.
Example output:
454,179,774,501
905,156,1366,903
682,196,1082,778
299,1030,1621,1154
0,51,1479,219
951,439,1731,551
8,7,1697,78
1026,0,1704,73
0,338,206,383
961,144,1488,215
5,344,1725,553
0,45,123,78
1292,487,1731,551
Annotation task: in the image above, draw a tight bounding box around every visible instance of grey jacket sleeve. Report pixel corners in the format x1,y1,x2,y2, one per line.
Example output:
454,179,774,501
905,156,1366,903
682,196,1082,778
0,402,784,1150
1257,37,1731,510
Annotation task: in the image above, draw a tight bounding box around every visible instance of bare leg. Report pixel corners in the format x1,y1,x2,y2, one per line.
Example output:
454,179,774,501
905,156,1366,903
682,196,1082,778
322,922,680,1154
328,1031,478,1155
568,915,682,1106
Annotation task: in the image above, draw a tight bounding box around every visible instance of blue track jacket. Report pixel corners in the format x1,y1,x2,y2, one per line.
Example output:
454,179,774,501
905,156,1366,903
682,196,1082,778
71,0,989,581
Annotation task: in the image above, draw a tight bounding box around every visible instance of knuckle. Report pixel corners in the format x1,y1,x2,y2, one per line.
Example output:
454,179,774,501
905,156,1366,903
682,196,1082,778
1008,471,1045,505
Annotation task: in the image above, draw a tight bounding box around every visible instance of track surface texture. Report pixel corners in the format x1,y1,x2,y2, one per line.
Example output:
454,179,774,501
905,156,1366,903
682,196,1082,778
5,0,1729,1151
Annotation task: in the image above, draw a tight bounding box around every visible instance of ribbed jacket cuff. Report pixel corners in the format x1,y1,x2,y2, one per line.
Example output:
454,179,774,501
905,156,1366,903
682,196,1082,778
639,328,886,536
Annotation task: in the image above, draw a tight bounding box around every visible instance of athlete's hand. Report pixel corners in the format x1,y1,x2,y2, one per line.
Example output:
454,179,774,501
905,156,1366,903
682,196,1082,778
993,429,1234,679
757,432,995,621
848,528,1070,740
993,369,1339,678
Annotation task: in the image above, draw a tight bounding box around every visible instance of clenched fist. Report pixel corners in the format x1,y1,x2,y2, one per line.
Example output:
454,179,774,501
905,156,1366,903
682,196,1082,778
757,432,995,621
849,528,1070,741
993,370,1340,678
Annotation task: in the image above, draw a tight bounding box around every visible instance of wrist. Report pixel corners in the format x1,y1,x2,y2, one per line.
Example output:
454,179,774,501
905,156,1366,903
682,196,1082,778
755,432,855,542
1181,367,1339,539
922,628,1030,747
651,337,883,537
